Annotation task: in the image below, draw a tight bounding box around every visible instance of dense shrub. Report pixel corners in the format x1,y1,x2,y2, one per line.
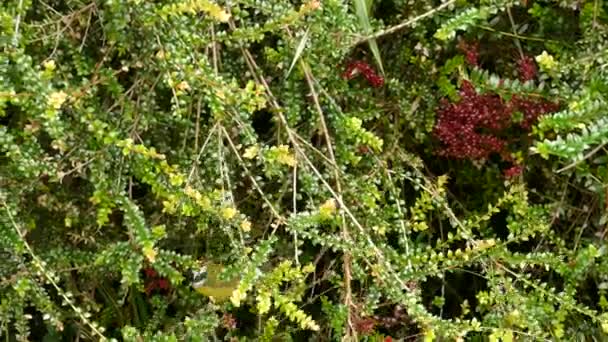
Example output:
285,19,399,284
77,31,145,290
2,0,608,340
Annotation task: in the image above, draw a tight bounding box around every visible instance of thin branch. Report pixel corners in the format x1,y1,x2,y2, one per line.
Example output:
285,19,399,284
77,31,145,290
300,61,357,340
217,127,244,246
350,0,457,47
593,0,599,28
475,25,556,43
186,123,219,184
2,200,107,341
227,21,419,320
556,142,608,173
383,164,412,270
194,97,202,151
498,263,599,321
292,165,299,265
12,0,25,46
221,126,285,225
78,6,94,52
506,7,524,59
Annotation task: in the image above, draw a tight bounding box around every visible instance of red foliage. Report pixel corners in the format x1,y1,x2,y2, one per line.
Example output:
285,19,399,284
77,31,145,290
143,267,171,296
353,316,377,334
342,60,385,88
510,95,559,129
434,81,509,160
458,40,480,67
517,55,537,82
434,81,558,162
144,267,158,278
504,164,524,179
156,278,170,290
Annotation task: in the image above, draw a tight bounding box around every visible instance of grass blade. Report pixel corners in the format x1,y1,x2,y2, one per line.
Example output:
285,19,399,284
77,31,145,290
353,0,384,75
286,26,311,79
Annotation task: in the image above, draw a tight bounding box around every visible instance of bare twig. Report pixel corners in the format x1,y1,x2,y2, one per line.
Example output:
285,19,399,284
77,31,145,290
187,123,219,184
350,0,456,47
383,164,412,270
221,126,285,224
194,97,202,151
475,25,556,43
593,0,599,28
506,7,524,59
300,61,357,340
293,164,299,265
217,127,243,246
2,200,107,341
226,20,421,333
78,6,95,52
556,142,608,173
12,0,25,46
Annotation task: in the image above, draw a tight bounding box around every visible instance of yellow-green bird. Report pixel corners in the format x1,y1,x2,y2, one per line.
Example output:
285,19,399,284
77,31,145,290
191,262,240,302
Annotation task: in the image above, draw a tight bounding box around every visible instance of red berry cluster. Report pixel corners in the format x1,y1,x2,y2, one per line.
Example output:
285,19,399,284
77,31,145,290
434,81,558,165
517,55,537,82
342,60,385,87
510,95,559,129
143,267,171,296
434,81,509,160
503,164,524,179
458,40,480,67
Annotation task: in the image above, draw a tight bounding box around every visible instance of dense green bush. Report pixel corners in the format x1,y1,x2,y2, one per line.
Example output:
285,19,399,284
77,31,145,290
2,0,608,340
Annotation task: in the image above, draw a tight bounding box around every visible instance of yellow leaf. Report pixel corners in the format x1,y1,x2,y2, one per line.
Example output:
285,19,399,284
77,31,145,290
176,81,190,91
166,0,231,23
243,145,259,159
275,145,297,167
300,0,321,12
535,50,557,71
240,219,252,232
196,195,211,209
48,91,68,109
230,288,246,307
43,60,56,71
143,245,157,263
210,7,231,22
502,330,514,342
221,207,237,220
169,173,184,186
423,329,435,342
602,320,608,333
302,263,315,273
319,198,337,218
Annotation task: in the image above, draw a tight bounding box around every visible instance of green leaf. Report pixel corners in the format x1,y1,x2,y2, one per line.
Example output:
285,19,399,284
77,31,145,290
434,7,491,41
353,0,384,74
286,26,311,79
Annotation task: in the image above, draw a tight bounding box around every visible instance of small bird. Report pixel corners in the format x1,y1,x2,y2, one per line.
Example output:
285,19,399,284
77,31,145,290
191,262,240,302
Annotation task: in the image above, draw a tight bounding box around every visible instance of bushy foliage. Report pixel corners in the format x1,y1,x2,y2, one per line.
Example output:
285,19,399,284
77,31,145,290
2,0,608,340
